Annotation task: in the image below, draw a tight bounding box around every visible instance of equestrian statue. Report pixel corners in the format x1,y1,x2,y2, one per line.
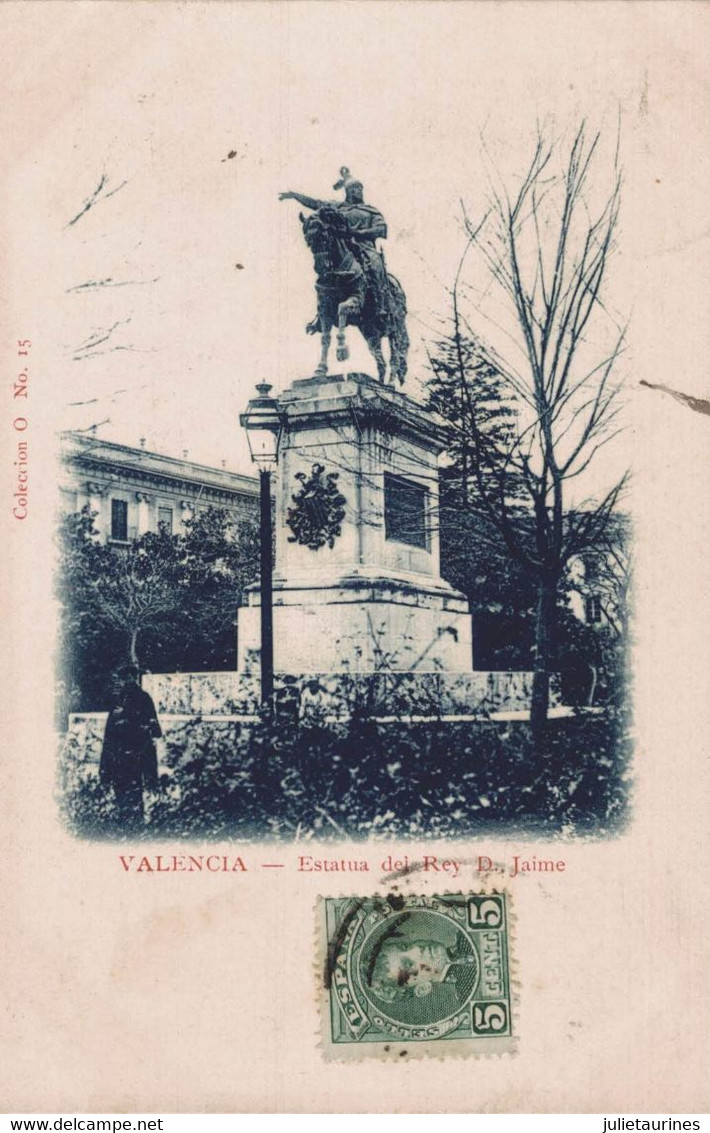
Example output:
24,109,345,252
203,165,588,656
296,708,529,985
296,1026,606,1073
279,168,409,385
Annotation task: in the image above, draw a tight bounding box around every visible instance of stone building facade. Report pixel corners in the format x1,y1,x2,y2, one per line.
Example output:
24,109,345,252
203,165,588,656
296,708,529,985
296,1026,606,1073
59,431,258,540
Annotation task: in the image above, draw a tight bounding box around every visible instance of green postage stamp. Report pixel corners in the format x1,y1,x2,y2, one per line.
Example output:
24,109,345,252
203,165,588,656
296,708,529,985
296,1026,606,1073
320,892,514,1059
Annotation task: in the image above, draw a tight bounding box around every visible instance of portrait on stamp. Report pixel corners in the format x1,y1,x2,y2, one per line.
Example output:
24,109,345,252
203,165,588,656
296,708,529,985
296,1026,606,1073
321,893,513,1057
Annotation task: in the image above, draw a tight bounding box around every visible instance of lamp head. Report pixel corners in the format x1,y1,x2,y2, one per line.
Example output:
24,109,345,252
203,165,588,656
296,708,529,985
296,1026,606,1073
240,382,284,469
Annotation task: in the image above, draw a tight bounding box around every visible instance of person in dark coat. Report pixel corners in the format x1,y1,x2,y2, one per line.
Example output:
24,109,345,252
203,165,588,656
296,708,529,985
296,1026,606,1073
99,665,162,831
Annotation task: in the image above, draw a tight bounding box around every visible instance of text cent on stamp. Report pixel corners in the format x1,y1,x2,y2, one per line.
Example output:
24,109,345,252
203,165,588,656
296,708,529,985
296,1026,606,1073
320,892,514,1059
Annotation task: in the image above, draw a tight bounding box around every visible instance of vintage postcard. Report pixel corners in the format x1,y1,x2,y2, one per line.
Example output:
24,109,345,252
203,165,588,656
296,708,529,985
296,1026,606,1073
1,0,709,1115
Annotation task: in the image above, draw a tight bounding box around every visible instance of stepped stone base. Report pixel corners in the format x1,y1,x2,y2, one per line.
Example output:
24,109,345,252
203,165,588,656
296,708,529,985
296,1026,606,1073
238,575,472,674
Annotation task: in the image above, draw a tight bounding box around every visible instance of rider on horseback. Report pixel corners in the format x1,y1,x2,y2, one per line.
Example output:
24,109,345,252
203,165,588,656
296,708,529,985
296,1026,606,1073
279,169,391,324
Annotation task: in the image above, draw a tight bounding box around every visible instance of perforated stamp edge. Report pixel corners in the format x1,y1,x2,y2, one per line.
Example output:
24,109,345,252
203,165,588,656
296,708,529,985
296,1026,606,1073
315,887,519,1063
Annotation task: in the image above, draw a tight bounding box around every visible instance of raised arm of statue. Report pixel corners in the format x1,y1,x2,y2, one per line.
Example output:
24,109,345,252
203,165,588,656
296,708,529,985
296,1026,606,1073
278,190,325,210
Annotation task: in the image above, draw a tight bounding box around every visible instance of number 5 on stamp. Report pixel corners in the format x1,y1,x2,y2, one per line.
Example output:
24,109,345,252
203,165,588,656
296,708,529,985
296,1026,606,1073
319,892,515,1060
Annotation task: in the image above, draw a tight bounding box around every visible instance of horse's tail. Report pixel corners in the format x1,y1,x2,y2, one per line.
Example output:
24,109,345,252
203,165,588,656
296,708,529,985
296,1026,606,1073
386,274,410,385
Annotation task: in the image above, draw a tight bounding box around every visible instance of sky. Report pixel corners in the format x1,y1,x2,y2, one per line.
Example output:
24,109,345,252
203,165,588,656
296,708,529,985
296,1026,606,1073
5,1,709,501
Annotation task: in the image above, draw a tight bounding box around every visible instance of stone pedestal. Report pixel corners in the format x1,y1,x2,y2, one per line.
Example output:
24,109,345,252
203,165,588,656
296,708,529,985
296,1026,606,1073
237,372,472,674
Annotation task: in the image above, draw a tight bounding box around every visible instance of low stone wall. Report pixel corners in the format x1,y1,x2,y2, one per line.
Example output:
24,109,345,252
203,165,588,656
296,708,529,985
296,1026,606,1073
142,672,261,716
142,669,544,718
65,670,558,766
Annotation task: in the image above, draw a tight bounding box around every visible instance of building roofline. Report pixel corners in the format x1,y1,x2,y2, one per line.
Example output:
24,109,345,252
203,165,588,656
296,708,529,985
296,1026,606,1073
60,430,259,498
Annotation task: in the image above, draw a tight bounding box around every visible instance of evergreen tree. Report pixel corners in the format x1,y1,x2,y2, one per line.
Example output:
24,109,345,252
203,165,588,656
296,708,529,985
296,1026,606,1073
428,329,536,668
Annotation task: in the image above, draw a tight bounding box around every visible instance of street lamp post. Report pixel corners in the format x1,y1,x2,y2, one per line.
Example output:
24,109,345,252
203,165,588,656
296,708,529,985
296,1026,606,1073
240,383,284,708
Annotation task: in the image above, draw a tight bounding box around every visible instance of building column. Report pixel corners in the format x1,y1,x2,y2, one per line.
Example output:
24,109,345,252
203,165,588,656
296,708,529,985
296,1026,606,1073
85,480,109,533
135,492,152,535
180,500,193,531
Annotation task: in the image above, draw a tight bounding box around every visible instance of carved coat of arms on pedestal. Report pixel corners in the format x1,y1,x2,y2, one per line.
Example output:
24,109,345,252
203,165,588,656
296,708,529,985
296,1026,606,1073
286,462,347,551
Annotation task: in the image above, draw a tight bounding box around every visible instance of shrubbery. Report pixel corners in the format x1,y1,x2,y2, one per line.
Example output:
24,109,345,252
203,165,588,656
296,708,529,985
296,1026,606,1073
59,710,632,842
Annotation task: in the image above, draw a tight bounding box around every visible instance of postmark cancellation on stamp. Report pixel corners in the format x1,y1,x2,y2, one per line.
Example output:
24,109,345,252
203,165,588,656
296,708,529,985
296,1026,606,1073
320,892,514,1059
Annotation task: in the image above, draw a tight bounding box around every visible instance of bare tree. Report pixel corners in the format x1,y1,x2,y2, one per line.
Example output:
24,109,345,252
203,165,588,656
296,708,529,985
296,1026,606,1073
435,123,628,737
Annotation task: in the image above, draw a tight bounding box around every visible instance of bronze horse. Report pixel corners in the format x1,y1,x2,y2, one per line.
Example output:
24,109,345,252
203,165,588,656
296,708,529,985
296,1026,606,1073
300,208,409,385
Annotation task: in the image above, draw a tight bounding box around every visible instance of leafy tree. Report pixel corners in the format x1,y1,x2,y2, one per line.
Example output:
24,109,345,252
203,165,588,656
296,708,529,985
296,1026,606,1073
56,505,259,718
56,507,124,714
176,506,260,671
